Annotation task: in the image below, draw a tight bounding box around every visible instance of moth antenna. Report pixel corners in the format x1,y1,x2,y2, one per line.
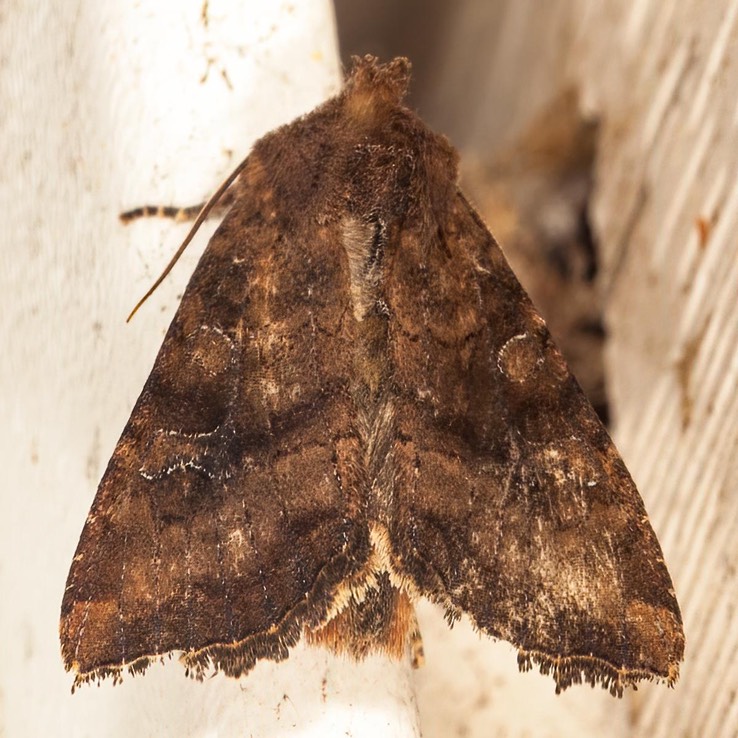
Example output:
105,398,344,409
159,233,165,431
126,155,251,322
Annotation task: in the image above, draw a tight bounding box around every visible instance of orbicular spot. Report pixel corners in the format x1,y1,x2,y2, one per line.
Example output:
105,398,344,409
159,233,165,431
497,332,543,382
187,325,235,378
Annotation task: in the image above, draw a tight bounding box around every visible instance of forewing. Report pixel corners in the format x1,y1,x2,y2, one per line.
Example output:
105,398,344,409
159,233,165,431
385,192,684,694
60,196,367,686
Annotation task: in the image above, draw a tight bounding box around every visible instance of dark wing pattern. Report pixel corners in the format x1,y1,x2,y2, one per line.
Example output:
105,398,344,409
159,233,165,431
60,183,369,688
62,55,683,696
385,192,684,695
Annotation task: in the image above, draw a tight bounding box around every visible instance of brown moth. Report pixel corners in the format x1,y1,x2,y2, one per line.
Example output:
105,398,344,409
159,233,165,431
60,56,684,696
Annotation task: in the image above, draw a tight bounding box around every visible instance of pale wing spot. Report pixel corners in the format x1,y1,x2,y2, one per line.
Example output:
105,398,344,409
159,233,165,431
342,216,381,321
497,332,544,382
226,529,247,564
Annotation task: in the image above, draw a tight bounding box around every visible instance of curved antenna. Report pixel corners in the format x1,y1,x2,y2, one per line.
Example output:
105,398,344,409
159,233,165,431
126,155,251,322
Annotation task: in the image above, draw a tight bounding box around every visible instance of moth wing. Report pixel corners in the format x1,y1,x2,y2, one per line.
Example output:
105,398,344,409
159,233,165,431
60,202,367,686
386,193,684,694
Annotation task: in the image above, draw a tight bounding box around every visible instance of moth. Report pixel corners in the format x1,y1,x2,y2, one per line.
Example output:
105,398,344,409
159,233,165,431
61,56,684,696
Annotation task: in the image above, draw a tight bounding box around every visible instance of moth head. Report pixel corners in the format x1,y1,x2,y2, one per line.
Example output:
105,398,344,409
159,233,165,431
344,55,412,127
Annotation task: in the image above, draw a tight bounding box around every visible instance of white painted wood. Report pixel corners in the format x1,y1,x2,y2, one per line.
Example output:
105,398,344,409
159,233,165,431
571,4,738,737
0,2,421,736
